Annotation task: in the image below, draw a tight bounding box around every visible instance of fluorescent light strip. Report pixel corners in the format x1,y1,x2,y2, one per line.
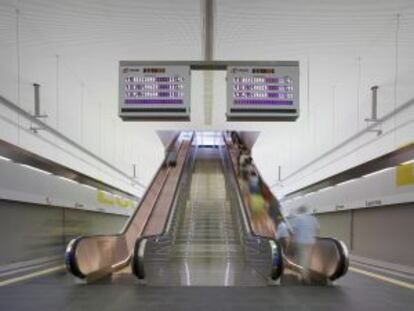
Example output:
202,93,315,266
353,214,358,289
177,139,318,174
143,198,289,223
336,179,357,187
363,167,392,178
58,176,78,184
401,159,414,165
20,164,51,175
82,184,96,191
318,186,334,192
0,155,12,162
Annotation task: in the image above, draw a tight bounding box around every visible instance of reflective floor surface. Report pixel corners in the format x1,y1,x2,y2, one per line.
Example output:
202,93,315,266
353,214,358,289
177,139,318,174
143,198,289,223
0,270,413,311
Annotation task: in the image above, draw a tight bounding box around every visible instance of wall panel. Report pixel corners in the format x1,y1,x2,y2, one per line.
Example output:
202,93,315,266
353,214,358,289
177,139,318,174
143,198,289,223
0,200,127,266
352,204,414,266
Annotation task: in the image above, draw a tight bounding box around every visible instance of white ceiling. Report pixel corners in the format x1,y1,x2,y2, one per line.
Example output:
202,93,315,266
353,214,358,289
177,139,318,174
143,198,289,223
1,0,413,193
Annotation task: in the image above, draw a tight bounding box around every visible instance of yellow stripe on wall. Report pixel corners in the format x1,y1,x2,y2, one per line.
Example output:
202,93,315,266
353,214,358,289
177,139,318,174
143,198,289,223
396,163,414,186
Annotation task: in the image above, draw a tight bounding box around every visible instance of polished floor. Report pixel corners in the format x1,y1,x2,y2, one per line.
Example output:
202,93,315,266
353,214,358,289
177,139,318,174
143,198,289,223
0,269,413,311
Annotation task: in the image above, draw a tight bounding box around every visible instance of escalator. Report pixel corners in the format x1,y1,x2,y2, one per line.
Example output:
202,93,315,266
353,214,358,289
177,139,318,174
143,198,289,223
65,130,347,286
65,133,194,282
132,132,348,286
132,137,282,285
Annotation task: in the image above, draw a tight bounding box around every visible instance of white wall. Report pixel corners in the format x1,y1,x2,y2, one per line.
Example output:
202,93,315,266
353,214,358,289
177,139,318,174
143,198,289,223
1,0,414,202
282,163,414,215
0,159,138,215
212,1,414,195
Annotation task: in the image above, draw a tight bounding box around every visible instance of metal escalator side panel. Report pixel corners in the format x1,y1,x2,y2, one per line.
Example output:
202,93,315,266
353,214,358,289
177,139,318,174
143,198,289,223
65,132,193,281
65,237,85,279
220,136,284,281
328,238,349,280
130,143,197,280
132,237,147,279
142,140,192,237
269,239,283,280
296,237,350,282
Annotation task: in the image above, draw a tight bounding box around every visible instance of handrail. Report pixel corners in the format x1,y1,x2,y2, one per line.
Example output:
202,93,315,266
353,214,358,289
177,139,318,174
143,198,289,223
132,136,282,282
65,158,172,279
139,136,188,235
222,132,277,237
65,133,189,280
220,135,283,280
120,133,181,234
132,140,196,279
226,131,348,283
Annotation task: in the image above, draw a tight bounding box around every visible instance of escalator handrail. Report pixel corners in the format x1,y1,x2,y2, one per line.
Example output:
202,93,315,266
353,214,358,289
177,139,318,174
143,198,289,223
65,133,185,278
66,164,173,279
131,136,196,278
318,237,349,280
220,135,283,280
228,132,349,281
161,141,197,236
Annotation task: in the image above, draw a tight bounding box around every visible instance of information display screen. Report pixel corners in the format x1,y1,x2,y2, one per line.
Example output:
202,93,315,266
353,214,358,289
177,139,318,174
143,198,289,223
119,64,190,120
227,63,299,121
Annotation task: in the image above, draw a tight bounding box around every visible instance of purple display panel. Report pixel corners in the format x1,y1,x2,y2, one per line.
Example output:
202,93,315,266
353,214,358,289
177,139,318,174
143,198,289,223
226,64,299,121
232,74,294,106
123,74,186,105
234,99,293,105
125,99,183,105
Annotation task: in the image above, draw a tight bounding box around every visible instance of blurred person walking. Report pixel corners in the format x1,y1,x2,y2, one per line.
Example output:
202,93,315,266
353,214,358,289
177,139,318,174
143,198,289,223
276,218,290,254
290,205,319,283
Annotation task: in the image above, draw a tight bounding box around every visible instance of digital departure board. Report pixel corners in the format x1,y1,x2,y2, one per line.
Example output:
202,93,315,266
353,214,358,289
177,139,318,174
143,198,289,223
119,63,190,120
226,63,299,121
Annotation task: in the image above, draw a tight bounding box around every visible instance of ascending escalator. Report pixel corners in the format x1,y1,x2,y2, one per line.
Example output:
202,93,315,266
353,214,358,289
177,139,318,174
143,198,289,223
66,130,347,286
133,145,277,285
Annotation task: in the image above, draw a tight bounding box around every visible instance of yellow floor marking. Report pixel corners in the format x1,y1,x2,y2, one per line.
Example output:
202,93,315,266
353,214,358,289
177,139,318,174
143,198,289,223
0,265,66,287
349,266,414,290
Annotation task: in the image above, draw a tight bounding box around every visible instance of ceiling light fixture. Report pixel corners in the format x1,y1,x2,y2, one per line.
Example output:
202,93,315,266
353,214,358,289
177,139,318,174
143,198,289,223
82,184,96,190
0,155,12,162
318,186,334,192
362,167,393,178
58,176,78,184
20,164,51,175
401,159,414,165
336,179,357,187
